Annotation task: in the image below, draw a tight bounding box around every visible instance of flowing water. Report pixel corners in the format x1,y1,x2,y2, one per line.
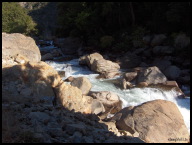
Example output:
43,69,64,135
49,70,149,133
40,42,190,133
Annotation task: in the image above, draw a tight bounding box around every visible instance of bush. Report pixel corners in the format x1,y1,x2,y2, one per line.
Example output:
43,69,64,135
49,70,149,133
2,2,37,35
100,35,114,48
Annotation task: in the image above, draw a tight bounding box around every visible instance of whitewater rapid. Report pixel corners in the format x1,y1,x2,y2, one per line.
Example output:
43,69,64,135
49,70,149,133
45,58,190,133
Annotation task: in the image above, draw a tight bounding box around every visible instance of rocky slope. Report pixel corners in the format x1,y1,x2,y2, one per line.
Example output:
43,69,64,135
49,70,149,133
2,33,190,143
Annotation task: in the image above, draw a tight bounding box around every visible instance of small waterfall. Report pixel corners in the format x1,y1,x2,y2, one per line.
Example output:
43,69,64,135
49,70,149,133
63,64,72,78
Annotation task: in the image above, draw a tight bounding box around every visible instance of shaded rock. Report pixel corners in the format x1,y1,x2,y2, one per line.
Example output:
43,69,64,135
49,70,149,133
89,91,122,114
137,82,148,88
132,48,146,55
91,99,105,115
51,49,61,57
139,62,149,67
143,49,152,57
65,76,74,82
102,121,120,136
58,71,65,78
32,80,55,99
48,128,64,137
177,76,190,85
152,58,171,72
136,66,167,85
29,112,50,123
113,100,189,143
151,34,167,46
101,71,120,79
174,33,190,50
41,53,53,61
71,77,92,95
153,46,174,55
116,54,141,69
123,72,138,82
143,35,153,45
65,124,86,136
164,65,181,80
2,33,41,62
20,87,32,96
54,82,99,114
79,55,88,65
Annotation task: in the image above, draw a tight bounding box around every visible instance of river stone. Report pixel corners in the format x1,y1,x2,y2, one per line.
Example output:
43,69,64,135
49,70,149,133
71,77,92,95
2,33,41,62
151,34,167,46
89,91,122,114
116,53,141,69
112,99,189,143
91,59,120,79
164,65,181,80
29,112,50,123
85,52,104,68
152,58,171,72
123,72,138,82
136,66,167,85
174,33,190,50
41,53,53,61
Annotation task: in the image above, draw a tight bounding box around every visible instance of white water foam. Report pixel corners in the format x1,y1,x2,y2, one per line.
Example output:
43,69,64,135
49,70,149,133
45,59,190,133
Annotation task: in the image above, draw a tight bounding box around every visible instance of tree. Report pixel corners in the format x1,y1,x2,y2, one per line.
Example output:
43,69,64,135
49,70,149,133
2,2,37,35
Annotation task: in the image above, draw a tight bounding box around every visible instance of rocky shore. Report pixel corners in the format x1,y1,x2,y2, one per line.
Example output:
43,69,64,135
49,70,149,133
2,33,190,143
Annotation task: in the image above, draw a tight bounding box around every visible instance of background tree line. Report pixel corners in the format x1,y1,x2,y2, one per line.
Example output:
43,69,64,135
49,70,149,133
2,2,190,50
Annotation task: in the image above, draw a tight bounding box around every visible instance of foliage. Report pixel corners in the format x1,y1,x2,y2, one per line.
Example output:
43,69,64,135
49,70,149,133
100,35,114,48
56,2,190,50
27,2,57,39
2,2,37,35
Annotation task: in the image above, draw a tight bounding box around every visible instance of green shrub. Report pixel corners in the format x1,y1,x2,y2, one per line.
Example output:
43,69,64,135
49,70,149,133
2,2,37,35
100,35,114,48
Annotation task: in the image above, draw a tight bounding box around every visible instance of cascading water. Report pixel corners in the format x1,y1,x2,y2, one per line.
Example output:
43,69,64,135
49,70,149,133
41,43,190,133
45,58,190,133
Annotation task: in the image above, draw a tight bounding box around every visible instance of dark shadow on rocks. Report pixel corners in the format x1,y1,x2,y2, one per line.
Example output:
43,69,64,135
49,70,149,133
2,64,145,143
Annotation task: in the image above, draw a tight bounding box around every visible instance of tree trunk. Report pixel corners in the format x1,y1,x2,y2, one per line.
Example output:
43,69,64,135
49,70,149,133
129,2,135,26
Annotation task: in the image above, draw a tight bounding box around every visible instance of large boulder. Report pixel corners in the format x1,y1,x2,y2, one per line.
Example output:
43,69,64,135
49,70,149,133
85,52,104,68
2,33,41,62
71,77,92,95
2,54,29,68
2,61,62,99
111,100,189,143
54,82,105,115
164,65,181,80
79,53,120,79
91,59,120,79
89,91,122,114
136,66,167,85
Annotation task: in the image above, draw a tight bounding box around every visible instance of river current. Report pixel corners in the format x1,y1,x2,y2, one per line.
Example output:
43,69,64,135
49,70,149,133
40,42,190,133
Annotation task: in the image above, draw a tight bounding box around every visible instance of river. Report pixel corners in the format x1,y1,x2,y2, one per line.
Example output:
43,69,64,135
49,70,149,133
40,41,190,133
